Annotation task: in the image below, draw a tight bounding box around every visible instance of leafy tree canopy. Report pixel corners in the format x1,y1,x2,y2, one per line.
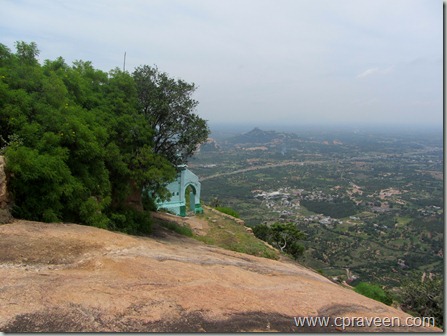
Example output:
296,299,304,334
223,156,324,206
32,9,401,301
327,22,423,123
399,273,443,328
0,41,208,233
133,65,209,166
253,222,306,259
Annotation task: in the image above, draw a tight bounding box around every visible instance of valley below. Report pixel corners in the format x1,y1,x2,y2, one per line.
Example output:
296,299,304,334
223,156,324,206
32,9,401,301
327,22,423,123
193,126,443,294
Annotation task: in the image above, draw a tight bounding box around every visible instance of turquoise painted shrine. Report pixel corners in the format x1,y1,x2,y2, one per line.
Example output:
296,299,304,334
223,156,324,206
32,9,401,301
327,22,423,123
156,165,203,217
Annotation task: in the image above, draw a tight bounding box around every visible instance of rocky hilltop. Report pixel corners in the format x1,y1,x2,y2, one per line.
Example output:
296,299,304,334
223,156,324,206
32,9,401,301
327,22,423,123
0,219,439,332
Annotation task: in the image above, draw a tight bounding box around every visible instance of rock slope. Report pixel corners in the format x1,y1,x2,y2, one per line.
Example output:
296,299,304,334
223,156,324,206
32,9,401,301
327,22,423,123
0,220,439,332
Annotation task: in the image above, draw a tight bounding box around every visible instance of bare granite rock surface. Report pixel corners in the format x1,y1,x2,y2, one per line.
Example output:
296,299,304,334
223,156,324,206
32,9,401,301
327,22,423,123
0,220,440,332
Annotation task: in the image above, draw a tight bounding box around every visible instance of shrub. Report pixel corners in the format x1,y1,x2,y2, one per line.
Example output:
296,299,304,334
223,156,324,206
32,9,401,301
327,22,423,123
288,241,305,259
1,42,202,235
399,274,443,328
253,222,305,259
160,221,193,237
109,207,152,235
215,206,240,218
253,224,271,241
354,282,392,305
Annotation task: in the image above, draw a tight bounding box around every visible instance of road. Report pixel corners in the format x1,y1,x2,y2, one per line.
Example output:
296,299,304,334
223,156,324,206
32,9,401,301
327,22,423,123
199,160,325,181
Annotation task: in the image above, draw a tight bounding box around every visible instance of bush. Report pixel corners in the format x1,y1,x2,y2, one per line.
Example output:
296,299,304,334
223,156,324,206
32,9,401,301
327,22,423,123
215,206,240,218
399,274,443,328
253,224,271,241
109,208,152,235
354,282,392,305
142,193,158,211
253,222,305,259
288,241,305,259
159,221,193,237
1,42,200,235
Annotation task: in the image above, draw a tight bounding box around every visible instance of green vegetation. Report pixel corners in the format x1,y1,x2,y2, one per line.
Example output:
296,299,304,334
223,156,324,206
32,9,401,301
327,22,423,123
195,212,279,260
133,65,209,166
253,222,305,259
158,221,193,237
300,199,358,218
108,207,153,235
0,41,208,233
215,206,240,218
354,282,392,306
399,274,443,328
193,126,443,322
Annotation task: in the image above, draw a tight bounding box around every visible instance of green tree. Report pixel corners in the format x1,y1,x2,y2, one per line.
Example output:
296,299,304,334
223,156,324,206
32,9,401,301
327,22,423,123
253,222,305,259
270,222,305,253
3,50,112,226
0,41,193,234
15,41,39,65
253,224,271,242
133,65,210,166
399,273,443,328
101,68,175,209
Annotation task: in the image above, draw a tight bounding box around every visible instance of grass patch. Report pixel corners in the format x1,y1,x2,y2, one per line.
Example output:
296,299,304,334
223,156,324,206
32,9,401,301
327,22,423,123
395,216,412,227
215,206,240,218
159,221,193,237
152,209,279,260
195,211,279,260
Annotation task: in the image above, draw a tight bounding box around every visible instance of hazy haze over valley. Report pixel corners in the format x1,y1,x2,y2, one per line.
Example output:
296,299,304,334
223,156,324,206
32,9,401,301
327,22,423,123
1,0,443,127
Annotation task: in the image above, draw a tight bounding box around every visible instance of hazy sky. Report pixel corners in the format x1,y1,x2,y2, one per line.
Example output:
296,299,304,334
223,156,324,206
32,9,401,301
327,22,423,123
1,0,443,127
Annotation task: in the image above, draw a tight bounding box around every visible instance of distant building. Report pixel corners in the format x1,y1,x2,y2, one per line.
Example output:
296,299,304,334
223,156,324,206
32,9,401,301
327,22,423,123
155,165,203,217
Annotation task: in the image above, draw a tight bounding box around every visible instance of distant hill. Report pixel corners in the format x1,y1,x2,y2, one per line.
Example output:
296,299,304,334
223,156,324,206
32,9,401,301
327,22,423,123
224,127,299,147
197,138,221,153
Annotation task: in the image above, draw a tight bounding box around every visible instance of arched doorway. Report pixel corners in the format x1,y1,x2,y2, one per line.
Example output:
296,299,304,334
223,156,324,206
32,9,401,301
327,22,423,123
184,184,197,216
